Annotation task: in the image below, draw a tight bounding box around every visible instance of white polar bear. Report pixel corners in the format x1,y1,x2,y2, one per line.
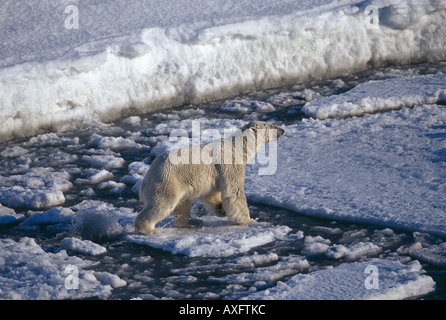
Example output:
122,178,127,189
134,121,284,235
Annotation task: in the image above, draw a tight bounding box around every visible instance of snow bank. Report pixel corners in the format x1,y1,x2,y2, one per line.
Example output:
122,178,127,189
303,73,446,119
127,216,291,257
244,259,435,300
245,104,446,237
1,0,445,142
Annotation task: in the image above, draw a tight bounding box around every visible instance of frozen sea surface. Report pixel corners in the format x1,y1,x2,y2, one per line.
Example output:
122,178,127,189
1,62,445,300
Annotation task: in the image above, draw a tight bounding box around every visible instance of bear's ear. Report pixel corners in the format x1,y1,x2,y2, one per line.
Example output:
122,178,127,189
241,122,255,131
249,121,263,131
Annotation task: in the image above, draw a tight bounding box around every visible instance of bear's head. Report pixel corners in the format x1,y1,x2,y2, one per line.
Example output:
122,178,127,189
241,121,285,143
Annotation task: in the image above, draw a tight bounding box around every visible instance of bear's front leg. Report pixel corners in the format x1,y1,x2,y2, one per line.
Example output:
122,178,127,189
173,199,192,228
218,164,255,226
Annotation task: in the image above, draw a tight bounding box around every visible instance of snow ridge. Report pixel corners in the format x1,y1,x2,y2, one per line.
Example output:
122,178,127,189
1,0,446,141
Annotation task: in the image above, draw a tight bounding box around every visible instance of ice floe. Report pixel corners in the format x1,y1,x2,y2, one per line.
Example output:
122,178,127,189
245,104,446,237
127,216,291,258
243,259,436,300
303,73,446,119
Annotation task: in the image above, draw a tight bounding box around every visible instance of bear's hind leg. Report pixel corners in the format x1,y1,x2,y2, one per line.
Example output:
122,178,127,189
135,200,178,235
173,199,192,228
134,206,160,235
203,192,225,217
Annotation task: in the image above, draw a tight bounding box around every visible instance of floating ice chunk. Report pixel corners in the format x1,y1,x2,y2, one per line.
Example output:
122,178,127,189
83,155,125,169
263,255,310,272
79,188,96,197
130,256,154,264
94,272,127,289
0,168,71,209
26,133,79,147
285,230,305,240
222,100,275,113
310,226,343,235
75,169,114,185
410,242,446,268
0,167,72,192
303,73,446,119
121,116,141,125
127,217,291,258
163,275,198,284
243,259,435,300
71,200,135,242
209,255,309,285
0,237,112,299
21,207,74,226
120,173,143,186
1,146,29,158
208,268,296,284
131,178,143,194
397,242,423,254
0,204,24,225
60,237,107,256
325,242,382,261
87,136,137,150
302,235,331,256
0,187,66,209
229,252,279,266
97,181,126,191
128,161,150,175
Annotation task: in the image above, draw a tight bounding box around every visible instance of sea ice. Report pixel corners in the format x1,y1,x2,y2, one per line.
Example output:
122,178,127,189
0,146,29,158
21,207,74,226
0,168,72,209
303,73,446,119
127,216,291,258
87,136,137,150
243,259,435,300
0,204,24,226
82,155,125,169
60,237,107,256
0,237,113,299
325,242,382,261
410,242,446,268
70,200,134,242
245,104,446,237
221,100,276,113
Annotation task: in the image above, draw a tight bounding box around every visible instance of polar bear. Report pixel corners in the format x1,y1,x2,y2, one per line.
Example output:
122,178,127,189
134,121,284,235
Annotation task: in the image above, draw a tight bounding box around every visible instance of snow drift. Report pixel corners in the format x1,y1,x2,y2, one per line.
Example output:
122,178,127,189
1,0,446,142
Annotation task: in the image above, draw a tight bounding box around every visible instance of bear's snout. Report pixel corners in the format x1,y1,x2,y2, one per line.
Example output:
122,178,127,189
276,127,285,139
